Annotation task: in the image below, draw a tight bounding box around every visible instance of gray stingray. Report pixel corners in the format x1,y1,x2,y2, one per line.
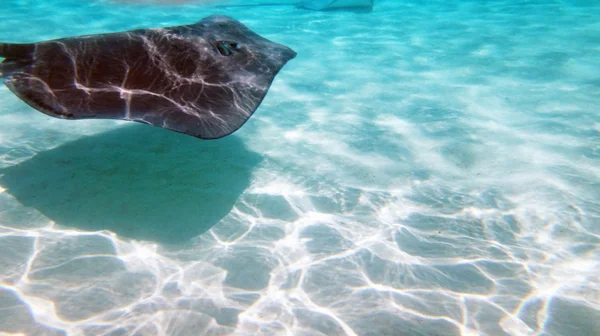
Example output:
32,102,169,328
0,15,296,139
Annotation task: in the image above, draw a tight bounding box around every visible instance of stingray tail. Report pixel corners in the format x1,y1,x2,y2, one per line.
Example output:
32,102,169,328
0,43,34,78
0,60,19,78
0,43,34,60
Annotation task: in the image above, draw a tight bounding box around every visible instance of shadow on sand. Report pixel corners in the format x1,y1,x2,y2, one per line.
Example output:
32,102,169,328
0,124,262,245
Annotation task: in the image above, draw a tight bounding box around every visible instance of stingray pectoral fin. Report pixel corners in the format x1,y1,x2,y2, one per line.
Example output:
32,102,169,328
4,74,75,119
128,63,295,140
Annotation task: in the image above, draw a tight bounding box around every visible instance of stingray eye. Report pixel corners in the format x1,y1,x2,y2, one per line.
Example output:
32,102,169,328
216,41,239,56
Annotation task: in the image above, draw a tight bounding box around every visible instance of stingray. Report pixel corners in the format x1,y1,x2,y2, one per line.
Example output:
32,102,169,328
0,15,296,139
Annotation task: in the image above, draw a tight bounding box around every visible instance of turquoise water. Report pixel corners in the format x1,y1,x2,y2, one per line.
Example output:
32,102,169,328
1,0,599,335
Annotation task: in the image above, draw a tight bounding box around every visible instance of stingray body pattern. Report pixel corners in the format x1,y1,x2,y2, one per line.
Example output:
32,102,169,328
0,15,296,139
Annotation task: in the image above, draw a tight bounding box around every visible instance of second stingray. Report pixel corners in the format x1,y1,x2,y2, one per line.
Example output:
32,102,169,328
0,15,296,139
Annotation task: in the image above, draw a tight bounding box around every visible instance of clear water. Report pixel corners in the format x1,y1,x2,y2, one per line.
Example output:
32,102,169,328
1,0,599,335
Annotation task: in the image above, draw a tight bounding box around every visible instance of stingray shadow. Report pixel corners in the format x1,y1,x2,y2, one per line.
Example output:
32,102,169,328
0,124,262,245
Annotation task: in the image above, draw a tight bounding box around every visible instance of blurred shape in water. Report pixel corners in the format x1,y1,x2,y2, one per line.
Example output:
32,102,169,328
110,0,374,11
